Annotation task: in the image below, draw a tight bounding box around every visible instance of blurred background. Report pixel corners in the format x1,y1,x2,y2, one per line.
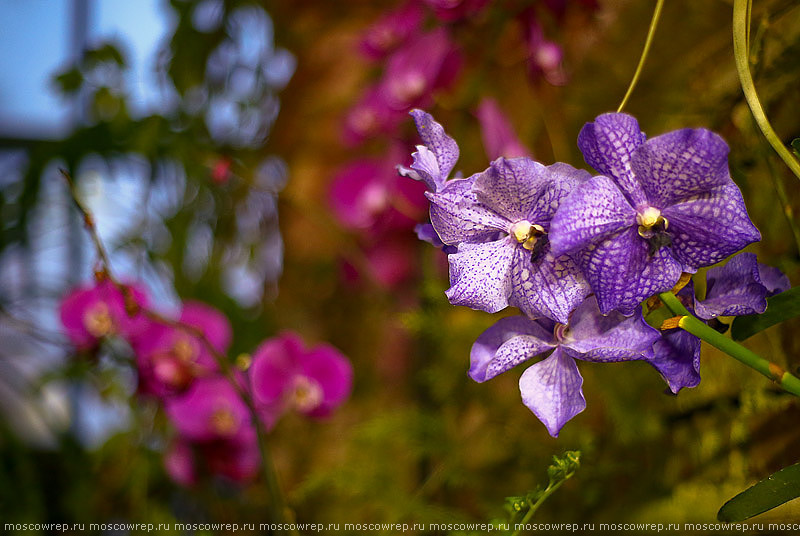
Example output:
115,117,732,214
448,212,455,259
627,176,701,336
1,0,799,532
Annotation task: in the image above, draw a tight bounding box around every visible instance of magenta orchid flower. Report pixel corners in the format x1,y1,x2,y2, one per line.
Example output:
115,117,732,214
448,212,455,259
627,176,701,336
476,97,530,161
360,2,424,61
59,279,149,350
250,332,353,420
133,301,232,395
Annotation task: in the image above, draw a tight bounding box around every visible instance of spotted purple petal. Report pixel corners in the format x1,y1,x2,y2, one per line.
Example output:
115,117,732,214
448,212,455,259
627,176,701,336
577,113,647,207
661,182,761,268
519,348,586,437
632,128,731,207
650,329,701,393
469,316,555,382
572,226,683,315
427,176,507,245
758,262,791,296
694,252,768,319
560,296,660,362
473,157,548,223
409,109,459,184
549,175,636,257
508,245,590,325
445,238,515,313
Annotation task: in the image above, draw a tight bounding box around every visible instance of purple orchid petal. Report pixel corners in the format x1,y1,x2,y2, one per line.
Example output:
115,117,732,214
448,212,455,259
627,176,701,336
469,315,556,382
445,238,516,313
398,145,442,191
662,182,761,269
549,175,636,257
632,128,731,207
473,157,550,223
577,113,647,207
650,329,701,393
573,226,683,315
758,263,790,296
427,176,508,245
415,223,444,248
409,109,459,186
561,296,660,362
695,252,768,319
519,348,586,437
508,245,590,324
476,98,530,160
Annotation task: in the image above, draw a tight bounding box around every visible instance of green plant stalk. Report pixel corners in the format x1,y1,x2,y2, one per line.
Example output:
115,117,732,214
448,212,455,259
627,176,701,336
658,292,800,396
509,472,576,536
617,0,665,113
761,145,800,255
733,0,800,181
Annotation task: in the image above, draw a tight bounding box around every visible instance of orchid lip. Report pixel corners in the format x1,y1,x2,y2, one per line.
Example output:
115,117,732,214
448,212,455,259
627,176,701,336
509,220,545,250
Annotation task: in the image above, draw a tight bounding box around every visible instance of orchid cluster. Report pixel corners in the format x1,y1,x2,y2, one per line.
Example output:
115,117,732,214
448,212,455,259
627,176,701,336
328,1,597,289
400,109,789,437
59,280,353,484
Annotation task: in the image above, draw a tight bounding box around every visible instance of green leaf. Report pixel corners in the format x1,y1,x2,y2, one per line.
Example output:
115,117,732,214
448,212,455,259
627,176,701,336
792,138,800,159
731,286,800,341
52,67,83,94
718,463,800,522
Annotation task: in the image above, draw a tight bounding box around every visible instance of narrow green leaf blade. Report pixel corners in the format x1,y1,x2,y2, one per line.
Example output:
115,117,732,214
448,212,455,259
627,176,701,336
731,287,800,341
718,463,800,522
792,138,800,159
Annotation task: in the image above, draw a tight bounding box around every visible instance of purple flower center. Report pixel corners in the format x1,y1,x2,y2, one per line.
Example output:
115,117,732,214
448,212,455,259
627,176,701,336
554,323,567,343
288,375,324,413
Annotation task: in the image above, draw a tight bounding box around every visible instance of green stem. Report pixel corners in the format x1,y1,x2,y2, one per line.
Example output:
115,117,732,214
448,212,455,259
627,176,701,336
509,478,573,536
658,292,800,397
617,0,665,113
733,0,800,180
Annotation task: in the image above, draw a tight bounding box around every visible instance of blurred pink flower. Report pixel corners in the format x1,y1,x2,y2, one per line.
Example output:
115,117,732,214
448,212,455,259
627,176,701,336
522,13,568,86
422,0,490,22
133,301,232,395
165,375,253,442
342,85,407,146
360,2,424,61
378,28,462,112
328,153,427,234
164,433,261,486
476,97,530,161
250,332,353,420
59,279,149,350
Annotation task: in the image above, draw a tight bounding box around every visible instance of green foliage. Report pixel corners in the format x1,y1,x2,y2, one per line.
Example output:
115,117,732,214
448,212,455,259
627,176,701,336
718,462,800,522
731,287,800,341
792,138,800,158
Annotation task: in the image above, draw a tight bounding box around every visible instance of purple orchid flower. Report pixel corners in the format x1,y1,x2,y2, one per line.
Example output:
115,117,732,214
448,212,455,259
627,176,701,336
651,253,790,393
550,113,761,316
59,279,149,350
360,2,424,61
250,332,353,420
470,296,661,437
476,97,530,161
429,157,593,323
397,109,460,193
